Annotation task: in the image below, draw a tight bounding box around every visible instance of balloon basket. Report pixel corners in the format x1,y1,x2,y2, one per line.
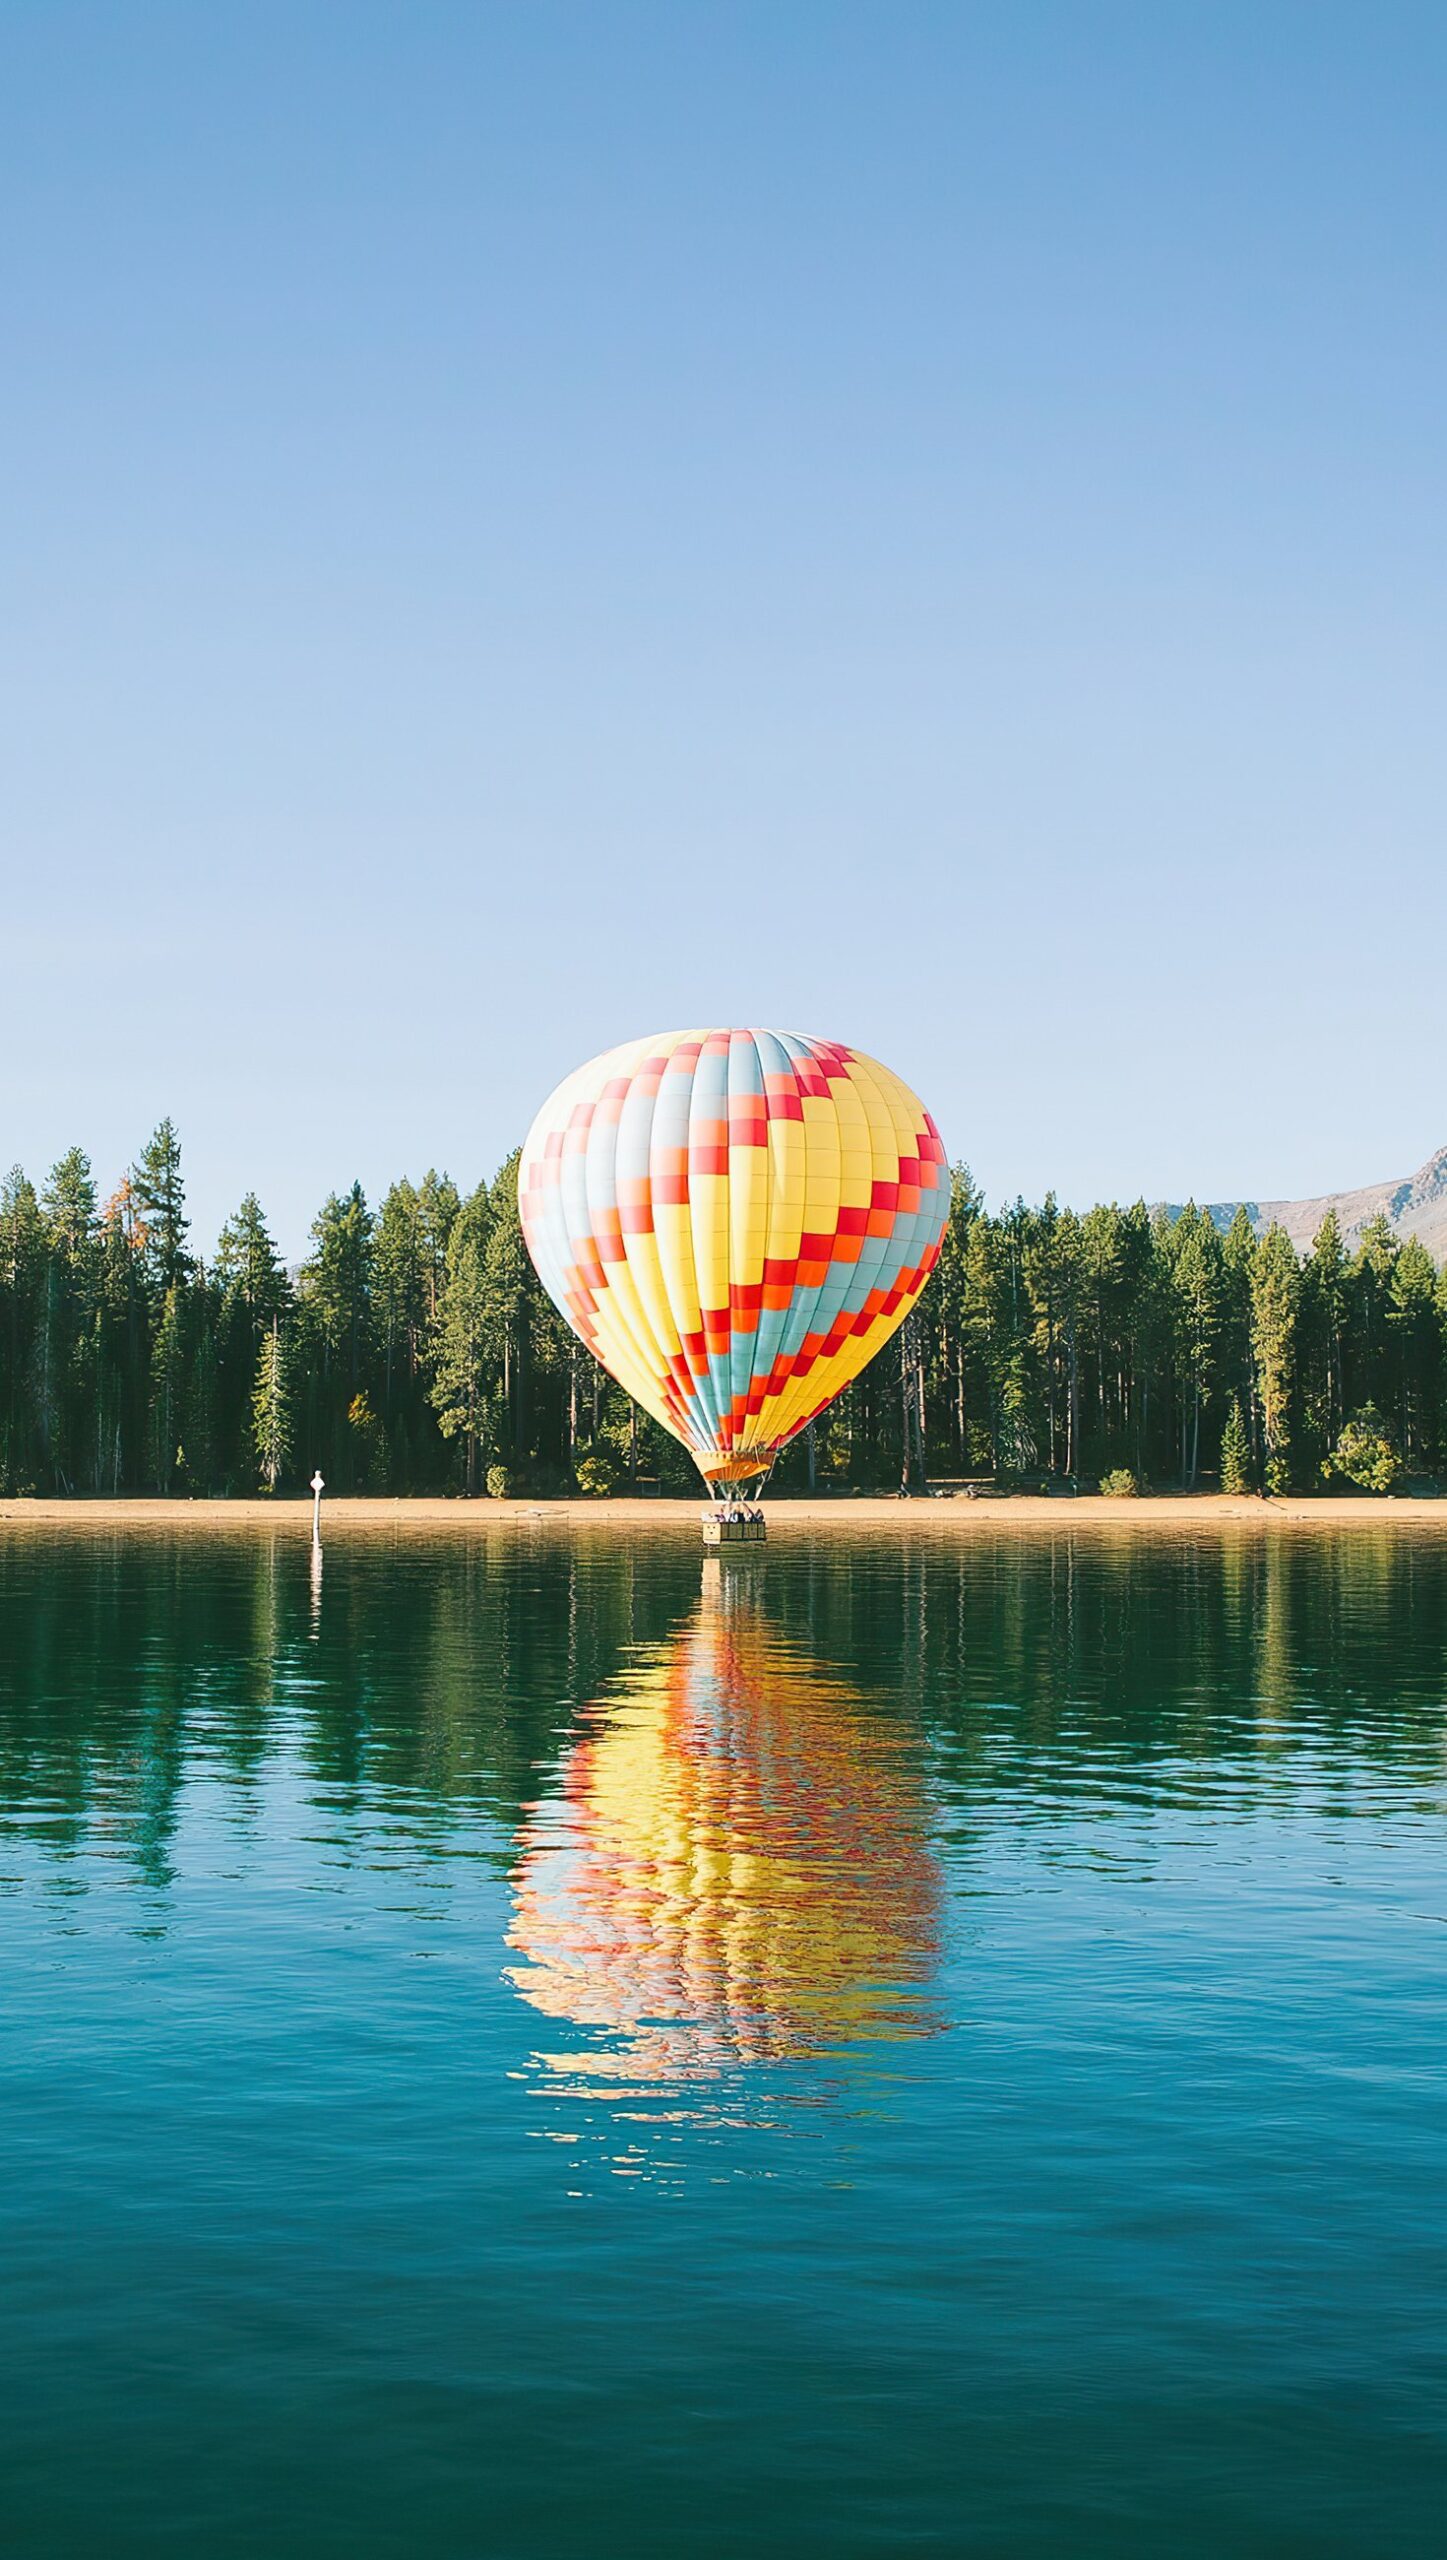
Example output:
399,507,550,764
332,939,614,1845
701,1510,767,1549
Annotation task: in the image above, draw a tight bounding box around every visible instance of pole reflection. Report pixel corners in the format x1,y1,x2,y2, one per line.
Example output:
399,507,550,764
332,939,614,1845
506,1562,942,2088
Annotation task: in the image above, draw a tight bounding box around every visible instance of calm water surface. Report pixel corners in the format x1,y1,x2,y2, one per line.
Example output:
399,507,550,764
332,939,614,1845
1,1520,1444,2556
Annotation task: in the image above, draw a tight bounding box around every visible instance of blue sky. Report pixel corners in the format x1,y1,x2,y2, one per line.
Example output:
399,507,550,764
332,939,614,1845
4,3,1445,1256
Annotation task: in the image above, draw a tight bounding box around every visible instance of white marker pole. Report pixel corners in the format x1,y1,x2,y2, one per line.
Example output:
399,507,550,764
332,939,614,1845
310,1469,325,1543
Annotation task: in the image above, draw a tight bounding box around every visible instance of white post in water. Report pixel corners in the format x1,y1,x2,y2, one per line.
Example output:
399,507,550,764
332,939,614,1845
310,1469,325,1543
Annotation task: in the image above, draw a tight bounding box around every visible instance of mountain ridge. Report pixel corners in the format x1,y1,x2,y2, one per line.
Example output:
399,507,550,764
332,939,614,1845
1160,1145,1447,1264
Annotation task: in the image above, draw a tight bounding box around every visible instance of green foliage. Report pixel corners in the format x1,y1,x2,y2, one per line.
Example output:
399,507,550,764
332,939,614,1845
347,1390,389,1493
7,1117,1447,1502
42,1148,98,1267
131,1119,190,1294
480,1151,533,1462
1219,1395,1254,1495
1323,1405,1402,1493
373,1180,425,1393
1387,1238,1440,1467
150,1284,185,1492
302,1184,373,1376
216,1193,288,1327
1167,1206,1223,1485
485,1463,512,1499
1250,1225,1300,1493
252,1320,292,1492
430,1185,493,1494
0,1168,44,1492
1099,1468,1138,1497
1299,1209,1348,1469
298,1184,375,1488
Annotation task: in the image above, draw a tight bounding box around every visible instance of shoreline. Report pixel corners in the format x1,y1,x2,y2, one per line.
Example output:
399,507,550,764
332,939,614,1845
2,1493,1445,1531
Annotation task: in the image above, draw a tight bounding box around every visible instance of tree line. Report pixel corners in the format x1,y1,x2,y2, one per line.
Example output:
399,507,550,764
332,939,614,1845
1,1122,1442,1498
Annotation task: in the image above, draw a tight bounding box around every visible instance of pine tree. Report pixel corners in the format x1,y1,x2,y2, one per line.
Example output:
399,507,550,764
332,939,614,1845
1386,1236,1439,1468
1220,1207,1259,1466
215,1193,289,1326
299,1183,374,1483
480,1152,537,1463
346,1389,388,1491
369,1170,462,1489
1118,1200,1165,1479
416,1170,461,1324
37,1149,101,1490
1219,1394,1253,1494
928,1165,984,1471
1054,1205,1085,1477
0,1169,44,1491
132,1119,190,1293
1020,1191,1076,1477
1300,1211,1348,1471
1347,1213,1399,1413
1169,1206,1224,1486
95,1188,146,1491
1250,1224,1300,1493
1078,1203,1134,1467
184,1285,220,1491
373,1179,425,1413
150,1283,185,1491
302,1185,373,1383
252,1319,292,1493
960,1212,1025,1475
41,1148,98,1267
430,1184,492,1492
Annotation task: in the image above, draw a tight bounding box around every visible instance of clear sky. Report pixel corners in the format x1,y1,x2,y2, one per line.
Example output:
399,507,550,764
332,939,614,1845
4,2,1445,1258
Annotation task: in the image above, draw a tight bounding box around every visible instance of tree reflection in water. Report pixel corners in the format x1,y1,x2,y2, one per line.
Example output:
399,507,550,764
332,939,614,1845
506,1562,943,2086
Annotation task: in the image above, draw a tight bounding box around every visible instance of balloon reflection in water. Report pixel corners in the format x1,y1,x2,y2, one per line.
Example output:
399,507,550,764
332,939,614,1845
506,1571,941,2084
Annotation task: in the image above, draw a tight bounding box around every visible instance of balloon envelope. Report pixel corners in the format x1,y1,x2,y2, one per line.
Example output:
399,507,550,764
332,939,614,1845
518,1027,950,1484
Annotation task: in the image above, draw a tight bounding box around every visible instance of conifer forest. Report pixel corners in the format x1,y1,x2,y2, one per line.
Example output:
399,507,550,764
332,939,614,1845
2,1120,1444,1499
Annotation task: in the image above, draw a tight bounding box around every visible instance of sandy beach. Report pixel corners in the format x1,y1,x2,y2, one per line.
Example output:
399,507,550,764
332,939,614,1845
2,1493,1445,1531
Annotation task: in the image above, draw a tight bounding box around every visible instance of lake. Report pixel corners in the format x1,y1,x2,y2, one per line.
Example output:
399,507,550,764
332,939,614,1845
1,1518,1444,2557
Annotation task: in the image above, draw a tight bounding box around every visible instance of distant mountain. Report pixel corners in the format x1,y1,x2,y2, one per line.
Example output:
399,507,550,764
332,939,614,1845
1160,1145,1447,1264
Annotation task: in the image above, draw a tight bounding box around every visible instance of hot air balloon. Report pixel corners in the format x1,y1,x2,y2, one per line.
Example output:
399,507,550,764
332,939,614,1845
517,1028,949,1495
